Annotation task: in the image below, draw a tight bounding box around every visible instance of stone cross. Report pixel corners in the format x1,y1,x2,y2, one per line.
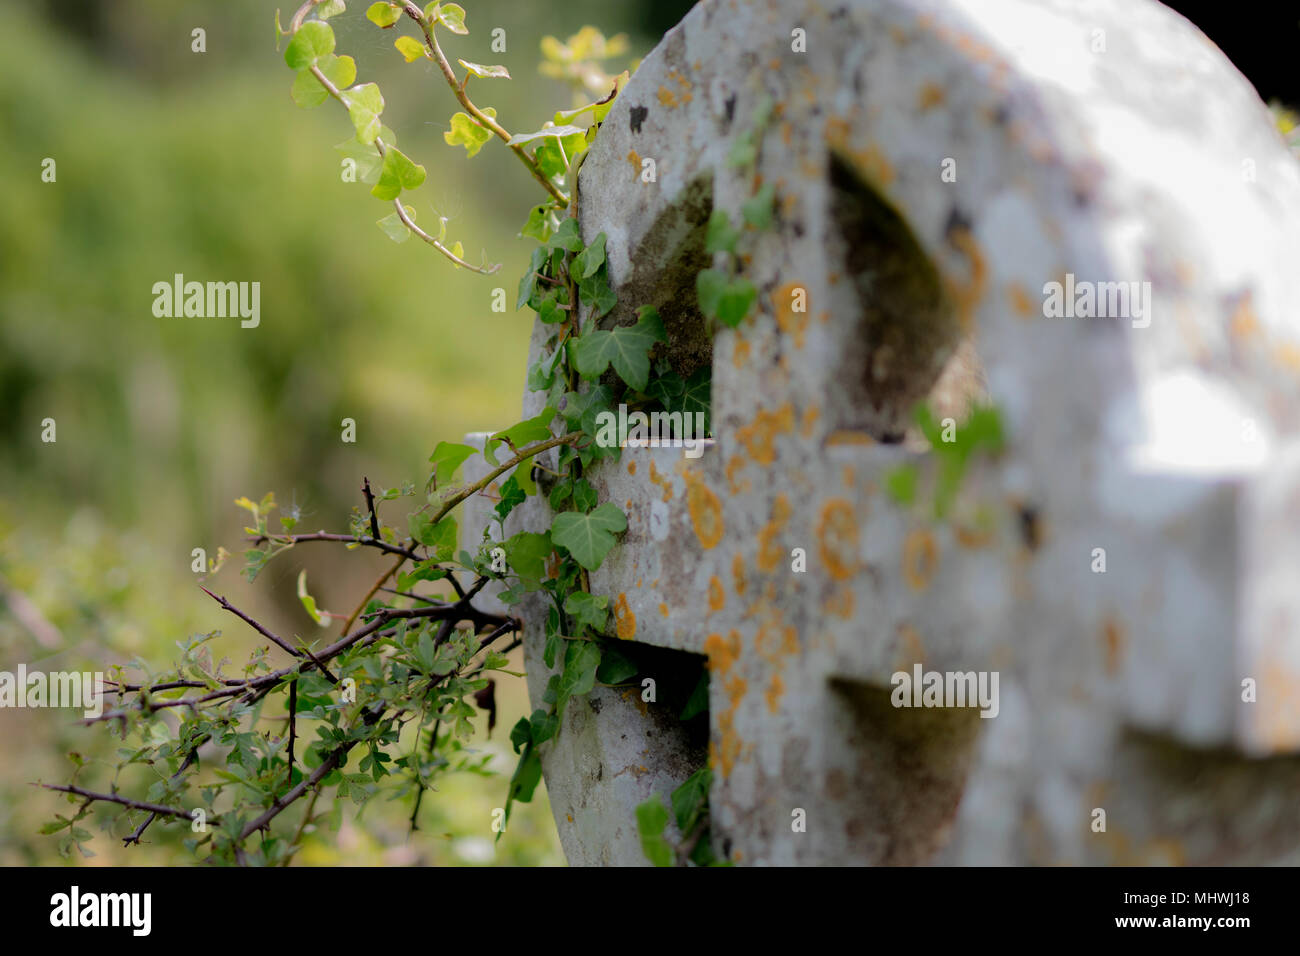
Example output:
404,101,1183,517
466,0,1300,865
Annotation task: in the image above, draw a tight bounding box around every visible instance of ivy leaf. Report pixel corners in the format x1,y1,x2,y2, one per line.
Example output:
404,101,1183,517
635,798,674,867
521,204,552,243
547,218,583,254
705,209,739,254
371,144,426,200
563,591,608,633
291,54,356,108
509,717,531,754
458,59,510,79
551,503,627,571
506,124,588,147
429,441,476,485
529,708,559,745
517,248,546,311
344,83,385,144
560,384,614,438
534,132,588,180
432,2,468,34
377,205,414,243
317,0,347,19
680,367,712,434
596,644,637,684
495,474,526,522
336,137,383,184
502,531,553,583
484,407,556,466
394,36,427,62
742,183,777,230
445,109,495,157
577,269,617,319
697,269,755,327
570,232,607,280
408,514,458,559
365,3,401,27
572,306,665,392
570,477,598,512
555,639,601,713
284,21,335,70
671,768,712,834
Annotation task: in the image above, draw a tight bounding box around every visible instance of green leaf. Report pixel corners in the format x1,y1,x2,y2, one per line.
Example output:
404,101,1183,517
458,59,510,79
577,269,617,319
571,232,607,279
596,644,637,684
679,670,709,720
484,407,556,466
371,144,426,200
394,35,427,62
433,2,468,34
679,367,712,435
344,83,385,145
884,464,917,506
429,441,476,485
506,124,588,148
336,137,384,184
290,54,356,108
317,0,347,20
529,708,559,745
408,514,458,559
570,477,598,512
284,21,335,70
377,205,414,243
495,474,526,522
705,209,739,254
521,204,552,243
572,306,665,391
556,639,602,712
697,271,756,328
671,768,712,834
502,531,553,583
296,570,329,627
551,503,627,571
547,218,583,254
365,2,401,27
517,248,547,311
636,798,674,867
445,110,495,158
560,384,613,438
564,591,609,633
509,717,531,754
742,183,777,230
534,133,588,180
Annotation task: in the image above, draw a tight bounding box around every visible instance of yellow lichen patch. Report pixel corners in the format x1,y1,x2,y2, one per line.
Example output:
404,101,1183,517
733,337,751,367
842,465,855,489
1102,616,1124,676
626,149,641,175
816,498,859,580
945,226,988,332
708,575,725,612
711,675,746,777
772,281,810,349
917,82,945,111
758,494,792,572
647,459,673,501
819,309,831,324
658,602,669,618
800,404,820,438
683,470,724,549
626,460,637,475
857,143,895,186
725,455,749,494
656,85,678,108
902,528,938,591
614,592,637,640
736,403,794,466
826,430,875,447
1229,293,1259,339
704,629,743,674
766,672,785,713
1275,343,1300,372
1008,281,1034,318
954,523,994,549
732,553,748,597
825,585,854,619
781,121,794,145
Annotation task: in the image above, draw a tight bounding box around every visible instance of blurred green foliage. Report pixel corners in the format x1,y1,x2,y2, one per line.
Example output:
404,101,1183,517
0,0,689,865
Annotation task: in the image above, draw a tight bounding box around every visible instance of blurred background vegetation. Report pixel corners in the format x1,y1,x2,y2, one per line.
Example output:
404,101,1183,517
0,0,1294,866
0,0,690,865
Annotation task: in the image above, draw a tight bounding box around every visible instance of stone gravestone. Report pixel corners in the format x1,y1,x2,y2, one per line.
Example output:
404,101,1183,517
465,0,1300,865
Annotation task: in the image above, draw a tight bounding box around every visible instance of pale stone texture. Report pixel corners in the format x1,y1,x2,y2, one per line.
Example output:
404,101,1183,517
464,0,1300,865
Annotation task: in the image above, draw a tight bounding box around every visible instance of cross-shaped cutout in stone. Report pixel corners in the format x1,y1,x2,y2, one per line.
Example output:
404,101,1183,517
466,0,1300,865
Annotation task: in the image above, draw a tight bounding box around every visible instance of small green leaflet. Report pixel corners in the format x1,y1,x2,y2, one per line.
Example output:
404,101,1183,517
506,124,587,148
377,205,414,243
555,639,601,713
705,209,739,254
635,799,674,867
563,591,608,633
408,513,457,559
445,109,496,157
458,59,510,79
371,144,426,200
316,0,346,19
365,2,401,28
595,644,637,684
570,232,606,279
696,269,756,327
502,531,552,583
284,21,335,70
394,36,426,62
671,768,711,834
742,183,777,230
296,570,330,628
550,503,626,571
429,441,476,486
431,2,468,34
572,306,665,392
291,54,356,108
344,83,385,144
494,474,525,521
483,407,556,465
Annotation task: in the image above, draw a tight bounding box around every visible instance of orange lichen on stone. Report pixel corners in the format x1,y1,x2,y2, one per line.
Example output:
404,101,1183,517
626,150,641,175
658,602,669,618
1102,616,1125,676
773,281,811,349
708,575,725,612
826,430,875,446
648,459,674,501
817,499,859,580
683,470,724,549
1229,293,1259,339
858,143,896,186
757,494,792,572
842,464,855,489
656,85,678,108
903,529,938,591
736,403,794,466
945,226,988,332
614,593,637,640
732,553,748,597
1275,343,1300,372
725,455,749,494
825,585,854,619
1008,281,1035,318
801,405,820,437
626,460,637,475
766,672,785,713
954,523,995,549
917,82,946,110
733,338,751,368
711,674,746,777
819,309,832,324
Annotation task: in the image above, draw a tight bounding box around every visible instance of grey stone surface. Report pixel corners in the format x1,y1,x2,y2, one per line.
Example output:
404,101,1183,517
465,0,1300,865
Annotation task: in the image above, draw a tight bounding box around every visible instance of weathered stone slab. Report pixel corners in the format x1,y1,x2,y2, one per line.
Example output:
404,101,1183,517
467,0,1300,865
